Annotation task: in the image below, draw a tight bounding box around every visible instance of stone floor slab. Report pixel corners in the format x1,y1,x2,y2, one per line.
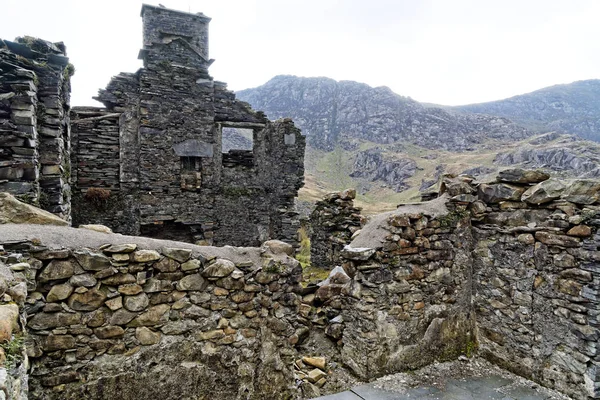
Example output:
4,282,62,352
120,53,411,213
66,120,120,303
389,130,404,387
314,391,364,400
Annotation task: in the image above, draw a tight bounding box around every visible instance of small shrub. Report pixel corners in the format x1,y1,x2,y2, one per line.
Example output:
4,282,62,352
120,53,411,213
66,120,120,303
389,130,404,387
1,335,24,370
84,187,111,208
295,226,311,268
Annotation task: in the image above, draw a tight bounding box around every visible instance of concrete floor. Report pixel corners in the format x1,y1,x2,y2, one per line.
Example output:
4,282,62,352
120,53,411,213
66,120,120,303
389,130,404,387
314,375,563,400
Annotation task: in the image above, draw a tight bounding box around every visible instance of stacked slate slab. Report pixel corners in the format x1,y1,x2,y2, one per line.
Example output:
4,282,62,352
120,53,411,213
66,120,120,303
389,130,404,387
70,5,305,247
0,37,72,221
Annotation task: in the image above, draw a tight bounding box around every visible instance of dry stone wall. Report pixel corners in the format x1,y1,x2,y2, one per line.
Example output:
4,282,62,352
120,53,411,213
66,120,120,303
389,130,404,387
0,247,32,400
3,237,303,400
317,194,477,380
467,171,600,400
309,188,364,269
0,38,72,222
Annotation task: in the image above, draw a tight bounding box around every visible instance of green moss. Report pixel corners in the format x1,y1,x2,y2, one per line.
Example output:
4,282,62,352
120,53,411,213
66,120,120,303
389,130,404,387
438,209,470,228
1,335,24,370
63,63,75,80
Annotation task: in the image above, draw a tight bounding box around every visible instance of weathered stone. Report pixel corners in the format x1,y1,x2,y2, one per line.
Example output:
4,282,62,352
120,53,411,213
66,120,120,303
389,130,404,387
102,273,136,285
195,329,225,341
302,356,327,371
67,288,107,311
535,231,580,248
0,192,68,225
202,259,235,279
567,225,592,237
162,248,192,263
176,274,207,291
128,304,170,327
143,278,173,292
136,326,161,345
261,240,294,256
181,259,202,271
478,183,526,203
307,368,327,383
0,304,19,342
497,168,550,184
103,243,137,253
341,246,375,260
517,233,535,245
74,249,112,271
79,224,113,234
43,334,76,351
46,283,74,302
561,179,600,204
153,257,180,272
105,296,123,311
28,312,81,330
132,250,161,263
118,283,143,295
124,293,150,312
94,325,125,339
521,179,566,205
69,273,97,287
39,259,78,281
110,309,138,326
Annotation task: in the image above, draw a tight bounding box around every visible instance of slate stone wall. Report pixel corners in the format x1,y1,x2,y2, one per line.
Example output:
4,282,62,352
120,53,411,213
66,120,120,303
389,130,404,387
0,38,72,222
70,4,305,247
467,173,600,400
309,188,364,269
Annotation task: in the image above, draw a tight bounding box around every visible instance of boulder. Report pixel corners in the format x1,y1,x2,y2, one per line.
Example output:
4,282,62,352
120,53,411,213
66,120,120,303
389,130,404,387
0,192,68,225
478,183,525,203
202,259,235,279
497,169,549,184
136,327,161,345
261,240,294,256
521,179,566,205
132,250,161,263
74,249,112,271
561,180,600,205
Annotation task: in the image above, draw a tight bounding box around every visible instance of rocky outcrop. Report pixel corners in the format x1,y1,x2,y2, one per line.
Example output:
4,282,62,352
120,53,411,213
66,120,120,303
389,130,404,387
237,75,530,152
494,141,600,178
350,148,416,192
454,79,600,142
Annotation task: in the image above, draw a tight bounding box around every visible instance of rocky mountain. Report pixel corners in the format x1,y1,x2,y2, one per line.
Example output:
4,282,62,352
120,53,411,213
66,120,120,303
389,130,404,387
236,76,600,214
237,75,530,152
453,79,600,142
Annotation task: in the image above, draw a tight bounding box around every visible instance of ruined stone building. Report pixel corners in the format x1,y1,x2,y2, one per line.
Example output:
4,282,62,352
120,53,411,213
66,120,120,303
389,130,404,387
1,5,305,247
0,37,73,221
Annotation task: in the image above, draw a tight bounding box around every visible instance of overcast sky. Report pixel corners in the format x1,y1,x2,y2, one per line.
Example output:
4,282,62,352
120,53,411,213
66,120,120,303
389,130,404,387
3,0,599,106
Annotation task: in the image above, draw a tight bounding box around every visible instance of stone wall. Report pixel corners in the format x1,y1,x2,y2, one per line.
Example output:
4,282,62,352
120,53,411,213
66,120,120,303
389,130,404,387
4,237,302,400
0,245,31,400
70,4,305,247
309,188,364,269
320,194,477,380
468,171,600,399
0,38,72,222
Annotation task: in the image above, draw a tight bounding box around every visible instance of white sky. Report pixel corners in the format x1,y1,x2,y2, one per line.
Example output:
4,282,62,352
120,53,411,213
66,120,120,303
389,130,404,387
3,0,599,106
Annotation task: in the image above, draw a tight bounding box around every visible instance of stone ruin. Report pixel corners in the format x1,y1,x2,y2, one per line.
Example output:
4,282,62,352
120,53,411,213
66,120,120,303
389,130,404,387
1,4,600,400
0,169,597,399
1,4,306,247
0,37,73,221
